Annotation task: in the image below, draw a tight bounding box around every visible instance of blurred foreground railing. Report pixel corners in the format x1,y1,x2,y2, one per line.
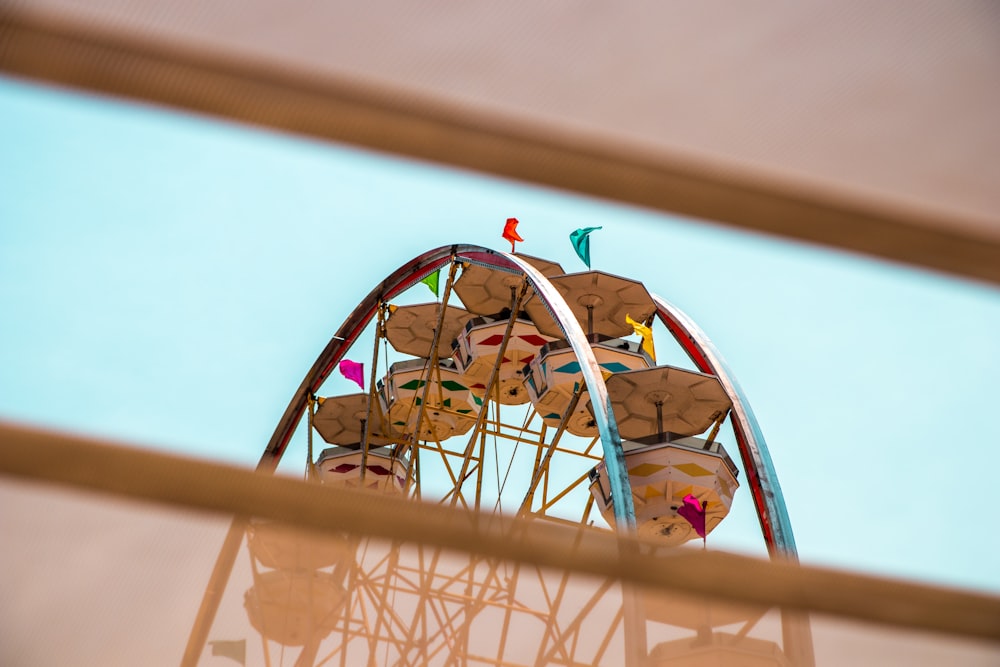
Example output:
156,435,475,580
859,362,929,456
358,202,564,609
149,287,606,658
2,419,998,647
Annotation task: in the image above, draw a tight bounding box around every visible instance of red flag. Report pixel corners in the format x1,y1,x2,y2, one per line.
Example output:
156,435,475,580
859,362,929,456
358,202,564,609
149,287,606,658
677,493,707,539
338,359,364,389
502,217,524,252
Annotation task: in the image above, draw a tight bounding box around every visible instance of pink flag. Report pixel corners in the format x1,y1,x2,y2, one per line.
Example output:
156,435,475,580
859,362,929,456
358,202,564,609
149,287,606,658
677,493,707,539
339,359,364,389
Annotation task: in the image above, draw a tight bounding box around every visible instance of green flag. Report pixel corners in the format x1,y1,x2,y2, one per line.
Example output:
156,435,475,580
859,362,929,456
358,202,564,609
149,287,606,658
420,269,440,297
209,640,246,665
569,227,602,268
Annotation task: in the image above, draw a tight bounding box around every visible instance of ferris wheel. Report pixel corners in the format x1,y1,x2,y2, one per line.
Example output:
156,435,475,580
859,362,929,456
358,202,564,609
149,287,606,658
188,243,813,667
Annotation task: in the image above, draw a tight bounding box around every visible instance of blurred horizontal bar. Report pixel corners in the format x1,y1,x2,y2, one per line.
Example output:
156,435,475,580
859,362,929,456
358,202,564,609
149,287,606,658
2,8,1000,286
1,419,999,643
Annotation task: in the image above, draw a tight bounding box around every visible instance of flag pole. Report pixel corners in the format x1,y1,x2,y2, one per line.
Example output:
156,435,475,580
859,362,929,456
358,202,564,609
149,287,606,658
703,500,708,550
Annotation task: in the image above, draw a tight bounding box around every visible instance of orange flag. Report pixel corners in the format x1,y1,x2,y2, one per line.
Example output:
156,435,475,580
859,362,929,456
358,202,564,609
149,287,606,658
502,217,524,252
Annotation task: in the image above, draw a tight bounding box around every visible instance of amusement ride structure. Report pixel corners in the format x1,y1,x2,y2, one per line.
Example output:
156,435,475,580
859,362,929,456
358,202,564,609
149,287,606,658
4,8,999,664
185,242,813,667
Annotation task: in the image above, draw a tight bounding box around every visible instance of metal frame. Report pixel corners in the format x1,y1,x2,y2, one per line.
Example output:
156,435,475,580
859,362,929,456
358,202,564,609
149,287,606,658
184,244,811,666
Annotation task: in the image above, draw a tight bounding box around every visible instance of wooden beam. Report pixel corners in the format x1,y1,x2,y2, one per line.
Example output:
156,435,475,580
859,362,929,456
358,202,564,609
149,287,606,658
1,420,999,643
2,9,1000,286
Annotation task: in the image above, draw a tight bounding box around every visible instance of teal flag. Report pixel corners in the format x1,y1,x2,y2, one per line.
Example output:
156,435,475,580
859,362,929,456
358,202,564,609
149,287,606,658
569,227,602,268
420,269,440,297
209,640,246,665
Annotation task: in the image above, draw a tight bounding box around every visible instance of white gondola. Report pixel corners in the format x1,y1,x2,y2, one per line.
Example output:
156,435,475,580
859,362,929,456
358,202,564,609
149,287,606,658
384,302,472,359
589,435,739,543
311,393,408,493
648,633,791,666
246,520,354,571
378,358,482,440
643,585,764,632
313,392,393,449
452,254,564,317
451,312,556,405
589,365,738,544
315,445,409,494
524,335,652,436
244,569,346,646
521,270,657,339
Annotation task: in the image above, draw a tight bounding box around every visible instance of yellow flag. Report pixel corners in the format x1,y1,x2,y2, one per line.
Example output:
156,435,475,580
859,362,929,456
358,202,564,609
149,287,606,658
626,314,656,362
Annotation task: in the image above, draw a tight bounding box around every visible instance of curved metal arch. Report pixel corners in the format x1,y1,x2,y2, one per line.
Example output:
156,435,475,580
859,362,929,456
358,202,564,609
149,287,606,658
651,294,796,558
258,245,458,469
653,293,814,667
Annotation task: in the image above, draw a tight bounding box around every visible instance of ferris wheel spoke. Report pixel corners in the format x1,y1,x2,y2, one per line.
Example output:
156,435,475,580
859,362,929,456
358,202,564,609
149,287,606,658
518,384,585,516
387,545,447,663
361,546,407,662
535,576,617,667
442,555,507,667
449,281,530,507
492,560,521,664
535,469,595,519
592,605,624,665
406,263,462,461
581,491,597,526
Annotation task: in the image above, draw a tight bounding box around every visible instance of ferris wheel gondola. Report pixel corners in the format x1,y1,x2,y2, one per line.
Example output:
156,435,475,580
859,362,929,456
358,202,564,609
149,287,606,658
187,243,813,667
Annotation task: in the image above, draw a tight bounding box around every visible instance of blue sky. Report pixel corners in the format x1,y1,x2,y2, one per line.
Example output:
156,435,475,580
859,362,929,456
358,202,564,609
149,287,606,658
3,74,1000,595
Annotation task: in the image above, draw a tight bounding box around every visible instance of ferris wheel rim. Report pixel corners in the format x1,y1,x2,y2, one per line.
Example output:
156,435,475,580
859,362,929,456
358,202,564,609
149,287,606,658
258,243,638,530
187,243,813,667
258,244,799,558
